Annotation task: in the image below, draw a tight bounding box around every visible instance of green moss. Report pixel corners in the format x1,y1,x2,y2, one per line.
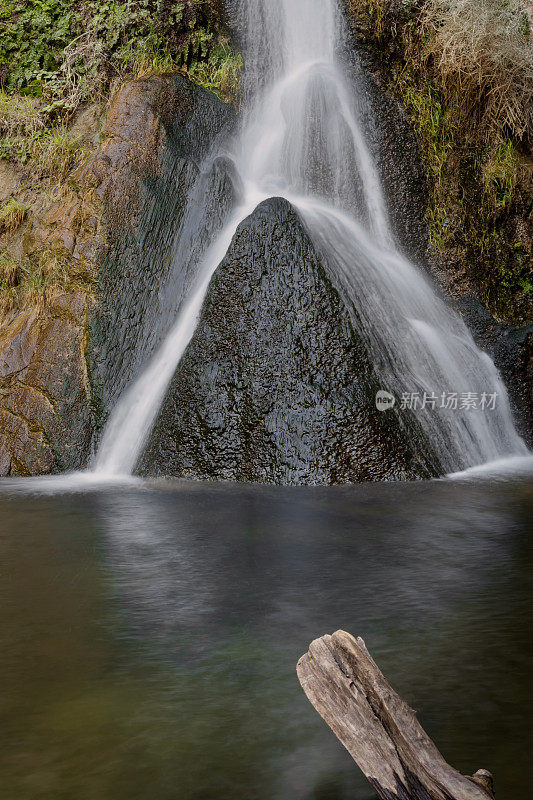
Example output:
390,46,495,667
392,68,458,249
477,232,532,317
480,137,519,213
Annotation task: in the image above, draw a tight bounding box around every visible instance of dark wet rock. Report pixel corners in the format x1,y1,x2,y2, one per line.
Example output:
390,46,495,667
456,296,533,448
140,198,439,484
89,74,236,429
366,78,431,268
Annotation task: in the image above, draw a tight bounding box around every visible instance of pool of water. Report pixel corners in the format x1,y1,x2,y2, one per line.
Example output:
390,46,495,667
1,477,532,799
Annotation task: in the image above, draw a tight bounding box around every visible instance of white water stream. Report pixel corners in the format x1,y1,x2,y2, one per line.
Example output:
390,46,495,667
93,0,528,477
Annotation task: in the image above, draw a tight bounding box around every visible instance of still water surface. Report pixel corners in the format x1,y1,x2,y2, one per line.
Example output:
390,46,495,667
1,478,532,800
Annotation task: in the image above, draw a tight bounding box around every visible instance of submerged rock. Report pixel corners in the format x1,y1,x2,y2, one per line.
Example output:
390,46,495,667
141,198,439,483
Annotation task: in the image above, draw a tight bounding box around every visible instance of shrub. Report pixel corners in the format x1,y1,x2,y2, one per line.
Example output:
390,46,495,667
0,1,240,107
0,0,75,96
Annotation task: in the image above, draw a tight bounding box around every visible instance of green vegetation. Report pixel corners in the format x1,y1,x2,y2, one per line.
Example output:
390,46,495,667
348,0,532,322
0,1,241,107
0,92,43,135
187,40,244,102
36,126,86,180
0,1,241,173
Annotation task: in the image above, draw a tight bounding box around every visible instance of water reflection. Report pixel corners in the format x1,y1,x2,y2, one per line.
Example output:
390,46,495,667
1,479,532,799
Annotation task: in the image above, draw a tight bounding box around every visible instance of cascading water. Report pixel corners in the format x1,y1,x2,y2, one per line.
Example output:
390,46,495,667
93,0,528,477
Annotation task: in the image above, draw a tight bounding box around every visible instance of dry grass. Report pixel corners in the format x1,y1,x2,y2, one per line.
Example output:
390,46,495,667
0,246,95,318
421,0,533,138
51,32,107,116
0,92,43,137
0,252,19,315
0,199,29,234
18,248,93,308
36,127,86,182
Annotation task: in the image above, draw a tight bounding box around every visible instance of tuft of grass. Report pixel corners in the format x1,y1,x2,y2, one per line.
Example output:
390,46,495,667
481,136,519,212
0,251,19,314
0,119,87,178
0,252,18,284
0,246,95,319
36,127,86,181
116,32,179,79
18,247,94,308
0,198,29,234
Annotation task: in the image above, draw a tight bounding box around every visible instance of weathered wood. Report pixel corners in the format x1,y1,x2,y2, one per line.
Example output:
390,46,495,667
297,631,495,800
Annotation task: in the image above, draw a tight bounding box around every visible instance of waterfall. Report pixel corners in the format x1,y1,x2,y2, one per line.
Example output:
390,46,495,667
93,0,527,477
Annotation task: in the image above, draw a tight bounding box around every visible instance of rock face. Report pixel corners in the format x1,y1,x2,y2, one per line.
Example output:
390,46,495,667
0,295,93,475
0,74,234,475
0,68,527,479
456,297,533,447
89,74,236,424
140,198,439,483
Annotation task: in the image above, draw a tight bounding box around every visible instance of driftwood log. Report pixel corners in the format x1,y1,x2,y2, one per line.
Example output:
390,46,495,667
297,631,495,800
